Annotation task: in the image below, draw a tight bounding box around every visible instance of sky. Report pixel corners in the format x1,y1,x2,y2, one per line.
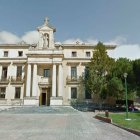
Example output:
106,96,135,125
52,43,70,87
0,0,140,59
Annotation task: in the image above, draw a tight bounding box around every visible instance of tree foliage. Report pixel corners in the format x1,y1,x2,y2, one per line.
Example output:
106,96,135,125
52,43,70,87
133,59,140,97
85,42,113,100
84,41,140,102
107,77,124,99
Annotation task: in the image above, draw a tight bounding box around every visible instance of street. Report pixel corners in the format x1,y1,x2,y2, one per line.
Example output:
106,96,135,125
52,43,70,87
0,106,139,140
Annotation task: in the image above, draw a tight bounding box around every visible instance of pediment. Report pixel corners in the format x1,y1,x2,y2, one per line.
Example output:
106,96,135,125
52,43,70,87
37,24,56,32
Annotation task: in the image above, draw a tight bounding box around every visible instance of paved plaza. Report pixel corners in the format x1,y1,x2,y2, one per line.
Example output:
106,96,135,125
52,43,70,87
0,106,139,140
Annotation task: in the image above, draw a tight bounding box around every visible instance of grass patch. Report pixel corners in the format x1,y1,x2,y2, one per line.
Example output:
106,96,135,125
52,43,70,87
97,112,140,131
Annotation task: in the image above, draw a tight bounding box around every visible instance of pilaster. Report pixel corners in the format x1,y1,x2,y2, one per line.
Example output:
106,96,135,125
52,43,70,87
25,64,31,97
52,64,56,97
58,64,63,97
32,64,38,96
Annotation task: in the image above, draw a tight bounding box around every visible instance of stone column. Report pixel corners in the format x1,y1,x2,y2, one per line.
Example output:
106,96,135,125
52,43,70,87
58,64,63,97
0,65,2,79
52,64,56,97
26,64,31,97
32,64,37,96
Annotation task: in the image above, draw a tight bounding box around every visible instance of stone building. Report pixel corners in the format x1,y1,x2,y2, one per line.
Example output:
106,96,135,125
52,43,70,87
0,18,115,106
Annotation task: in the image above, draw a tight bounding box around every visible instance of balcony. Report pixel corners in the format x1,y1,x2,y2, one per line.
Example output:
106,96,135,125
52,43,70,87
66,76,81,84
10,76,24,84
0,77,9,84
38,77,52,86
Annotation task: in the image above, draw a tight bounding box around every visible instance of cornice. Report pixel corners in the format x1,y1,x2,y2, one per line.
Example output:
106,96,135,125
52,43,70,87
12,61,27,65
61,44,116,50
66,62,80,66
0,58,27,60
26,54,64,58
63,58,91,60
0,62,11,65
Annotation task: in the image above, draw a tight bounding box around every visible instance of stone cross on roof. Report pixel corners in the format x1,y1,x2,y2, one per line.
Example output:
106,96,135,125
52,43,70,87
44,17,49,25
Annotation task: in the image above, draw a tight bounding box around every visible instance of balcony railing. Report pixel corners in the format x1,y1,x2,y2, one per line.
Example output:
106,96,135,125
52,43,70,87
0,77,10,84
66,76,80,83
38,77,52,85
11,76,24,83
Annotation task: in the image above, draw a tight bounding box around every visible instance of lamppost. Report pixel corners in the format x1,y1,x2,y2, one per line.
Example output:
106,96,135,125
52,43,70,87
124,73,128,119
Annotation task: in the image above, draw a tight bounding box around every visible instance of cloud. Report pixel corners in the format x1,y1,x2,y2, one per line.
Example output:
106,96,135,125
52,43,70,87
62,38,98,45
62,36,126,45
86,38,98,45
21,31,39,44
0,31,140,60
62,37,140,60
104,36,127,45
0,31,20,44
0,30,39,44
108,44,140,60
62,38,84,44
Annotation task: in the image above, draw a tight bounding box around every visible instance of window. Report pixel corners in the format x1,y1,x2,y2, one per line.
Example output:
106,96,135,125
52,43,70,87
18,51,23,57
86,52,90,57
17,66,22,78
71,88,77,99
0,87,6,98
71,67,77,78
2,67,7,79
3,51,8,57
44,69,50,77
72,51,77,57
15,87,21,99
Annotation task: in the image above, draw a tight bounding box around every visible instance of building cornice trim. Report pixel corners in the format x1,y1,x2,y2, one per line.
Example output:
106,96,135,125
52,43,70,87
66,62,80,66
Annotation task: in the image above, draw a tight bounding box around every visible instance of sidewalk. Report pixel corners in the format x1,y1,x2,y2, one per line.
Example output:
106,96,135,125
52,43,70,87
0,106,15,112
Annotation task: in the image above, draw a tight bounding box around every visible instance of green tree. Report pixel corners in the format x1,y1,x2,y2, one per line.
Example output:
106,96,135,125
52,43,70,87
133,59,140,97
84,42,114,101
112,58,136,100
107,77,124,99
113,58,133,79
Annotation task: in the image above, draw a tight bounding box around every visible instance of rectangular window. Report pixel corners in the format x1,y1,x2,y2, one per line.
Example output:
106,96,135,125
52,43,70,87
17,66,22,78
44,69,50,77
3,51,8,57
18,51,23,57
2,67,7,79
86,52,90,57
71,67,77,78
72,51,77,57
0,87,6,98
71,88,77,99
15,87,21,99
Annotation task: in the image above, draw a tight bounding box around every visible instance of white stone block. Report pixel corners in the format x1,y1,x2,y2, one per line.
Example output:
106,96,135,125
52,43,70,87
50,97,63,105
24,99,39,106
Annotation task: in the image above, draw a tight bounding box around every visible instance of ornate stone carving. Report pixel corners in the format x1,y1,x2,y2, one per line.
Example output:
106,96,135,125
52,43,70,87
37,17,55,49
42,33,49,48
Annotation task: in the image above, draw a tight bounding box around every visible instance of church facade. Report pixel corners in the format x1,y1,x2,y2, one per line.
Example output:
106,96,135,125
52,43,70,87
0,18,115,106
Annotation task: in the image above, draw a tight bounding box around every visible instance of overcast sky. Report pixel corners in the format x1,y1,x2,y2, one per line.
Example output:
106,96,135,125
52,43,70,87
0,0,140,60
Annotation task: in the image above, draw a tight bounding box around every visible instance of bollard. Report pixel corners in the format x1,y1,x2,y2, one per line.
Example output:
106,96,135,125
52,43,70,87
105,110,109,118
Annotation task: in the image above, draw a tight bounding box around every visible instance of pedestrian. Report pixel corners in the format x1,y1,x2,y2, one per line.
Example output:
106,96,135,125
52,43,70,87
130,104,134,112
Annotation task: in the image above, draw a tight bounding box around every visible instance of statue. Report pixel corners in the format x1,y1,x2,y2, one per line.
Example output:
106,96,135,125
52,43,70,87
43,33,49,48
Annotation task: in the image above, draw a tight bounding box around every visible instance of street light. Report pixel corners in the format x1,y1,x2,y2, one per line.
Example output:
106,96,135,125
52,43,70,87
124,73,129,120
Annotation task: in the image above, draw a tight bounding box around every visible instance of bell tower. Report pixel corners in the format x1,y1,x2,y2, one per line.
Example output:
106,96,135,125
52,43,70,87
37,17,56,49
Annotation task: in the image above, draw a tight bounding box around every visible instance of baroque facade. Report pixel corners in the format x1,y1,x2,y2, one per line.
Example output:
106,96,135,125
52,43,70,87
0,18,115,106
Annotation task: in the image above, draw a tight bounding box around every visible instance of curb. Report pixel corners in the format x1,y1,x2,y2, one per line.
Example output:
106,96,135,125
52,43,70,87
95,115,140,137
95,115,112,123
112,123,140,137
